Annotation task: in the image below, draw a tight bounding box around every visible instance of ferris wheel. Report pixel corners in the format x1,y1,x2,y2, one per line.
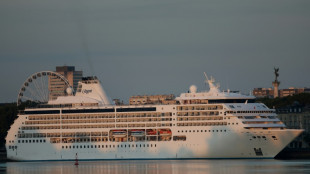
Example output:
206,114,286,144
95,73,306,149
17,71,73,106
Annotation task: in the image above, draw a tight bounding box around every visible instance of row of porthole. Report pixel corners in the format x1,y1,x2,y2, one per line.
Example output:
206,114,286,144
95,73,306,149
62,143,157,149
250,136,277,141
8,145,17,149
18,139,46,143
227,123,238,125
177,130,227,133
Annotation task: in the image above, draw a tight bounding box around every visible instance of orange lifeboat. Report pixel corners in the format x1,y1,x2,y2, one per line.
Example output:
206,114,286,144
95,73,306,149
159,129,172,136
146,129,157,135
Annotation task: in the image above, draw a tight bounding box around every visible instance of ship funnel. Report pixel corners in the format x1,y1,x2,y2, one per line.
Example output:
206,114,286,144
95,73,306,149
75,76,111,105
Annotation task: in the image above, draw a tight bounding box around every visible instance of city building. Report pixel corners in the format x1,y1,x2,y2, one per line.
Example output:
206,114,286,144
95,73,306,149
253,87,310,98
280,87,310,97
129,94,177,105
277,104,310,148
252,88,274,98
48,66,83,100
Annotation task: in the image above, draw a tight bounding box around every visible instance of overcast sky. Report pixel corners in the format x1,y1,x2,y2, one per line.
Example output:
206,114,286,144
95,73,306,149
0,0,310,103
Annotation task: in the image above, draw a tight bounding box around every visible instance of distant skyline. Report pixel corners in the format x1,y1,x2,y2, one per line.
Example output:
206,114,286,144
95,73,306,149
1,0,310,103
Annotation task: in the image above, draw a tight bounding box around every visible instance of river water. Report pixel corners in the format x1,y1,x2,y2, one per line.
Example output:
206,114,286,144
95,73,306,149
1,159,310,174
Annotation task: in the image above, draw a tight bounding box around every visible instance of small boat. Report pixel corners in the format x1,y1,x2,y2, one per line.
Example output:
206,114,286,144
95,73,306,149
111,130,127,137
146,129,157,135
130,129,145,137
159,129,171,136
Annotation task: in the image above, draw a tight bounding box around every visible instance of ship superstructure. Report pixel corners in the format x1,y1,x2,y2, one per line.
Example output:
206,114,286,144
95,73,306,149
5,75,303,160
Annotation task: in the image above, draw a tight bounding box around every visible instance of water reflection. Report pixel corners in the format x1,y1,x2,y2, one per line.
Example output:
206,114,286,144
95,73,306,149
1,159,310,174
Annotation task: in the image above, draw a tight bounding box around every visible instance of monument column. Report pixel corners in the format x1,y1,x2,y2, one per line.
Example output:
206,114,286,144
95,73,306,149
272,81,280,98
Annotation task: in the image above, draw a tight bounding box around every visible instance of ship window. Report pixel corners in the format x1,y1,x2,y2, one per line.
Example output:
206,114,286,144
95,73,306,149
73,146,75,149
80,146,83,148
66,146,68,149
43,140,46,143
193,130,195,132
113,145,115,148
155,144,157,147
33,140,35,143
40,140,42,143
84,145,86,148
62,146,64,149
144,144,145,147
147,144,149,147
25,140,28,143
110,145,111,148
18,140,20,143
94,145,96,148
87,145,89,148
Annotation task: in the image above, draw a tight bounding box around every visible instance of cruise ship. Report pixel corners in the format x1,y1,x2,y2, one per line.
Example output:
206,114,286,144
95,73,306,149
5,75,303,161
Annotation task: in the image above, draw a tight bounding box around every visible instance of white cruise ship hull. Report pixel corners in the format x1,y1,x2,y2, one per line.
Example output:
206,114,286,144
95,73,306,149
6,127,302,161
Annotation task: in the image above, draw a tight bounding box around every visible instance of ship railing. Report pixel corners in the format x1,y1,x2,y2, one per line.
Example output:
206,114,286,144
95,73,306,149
24,103,117,109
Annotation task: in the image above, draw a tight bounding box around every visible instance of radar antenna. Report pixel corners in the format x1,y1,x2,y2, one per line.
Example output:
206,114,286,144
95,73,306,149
203,72,209,82
203,72,220,94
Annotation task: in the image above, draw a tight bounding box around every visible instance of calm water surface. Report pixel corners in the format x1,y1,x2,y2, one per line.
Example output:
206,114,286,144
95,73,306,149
1,159,310,174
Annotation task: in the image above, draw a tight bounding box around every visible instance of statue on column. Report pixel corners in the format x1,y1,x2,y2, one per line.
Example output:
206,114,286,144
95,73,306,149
274,67,279,82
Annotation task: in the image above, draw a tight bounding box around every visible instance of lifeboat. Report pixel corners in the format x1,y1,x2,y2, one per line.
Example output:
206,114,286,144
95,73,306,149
146,129,157,135
159,129,172,136
130,129,145,137
111,130,127,137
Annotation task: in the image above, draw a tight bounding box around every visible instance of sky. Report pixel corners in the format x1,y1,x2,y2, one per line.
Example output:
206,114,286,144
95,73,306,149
0,0,310,103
